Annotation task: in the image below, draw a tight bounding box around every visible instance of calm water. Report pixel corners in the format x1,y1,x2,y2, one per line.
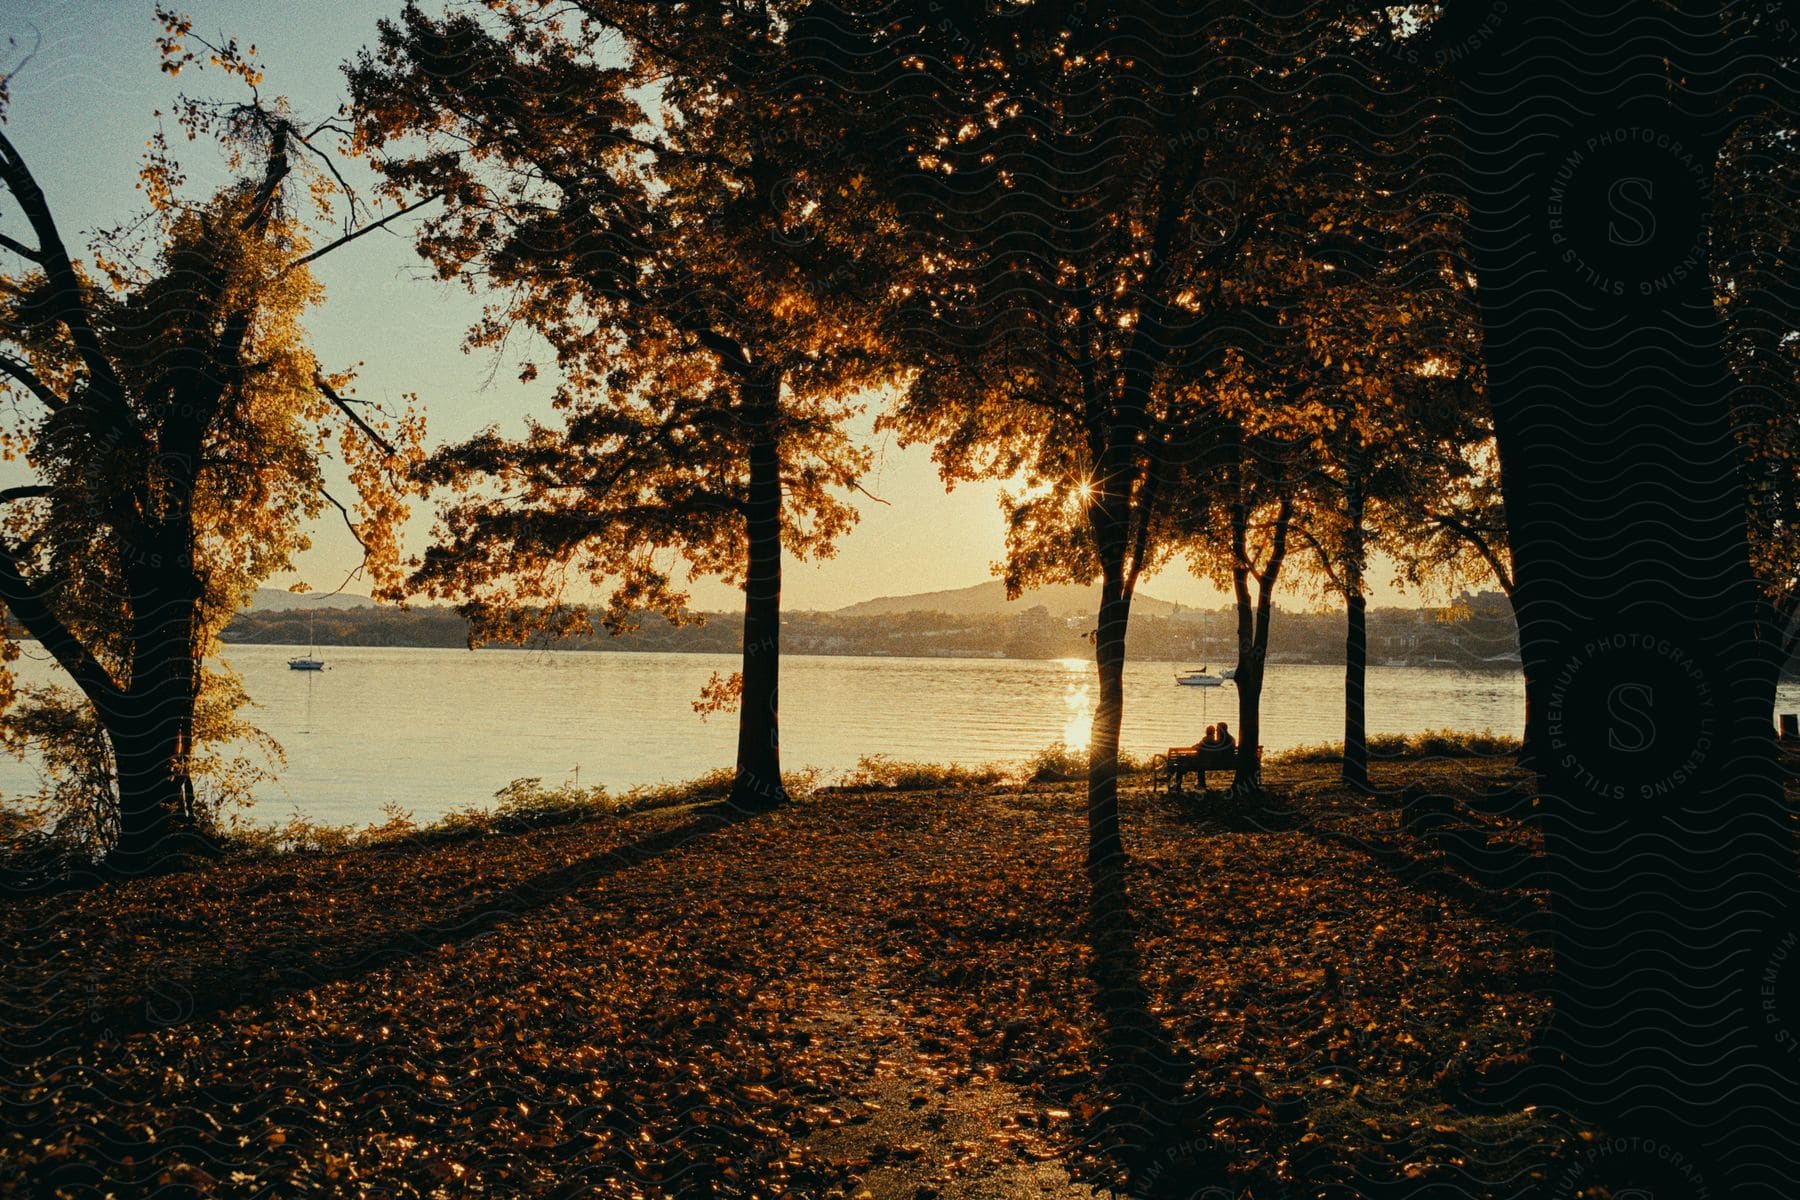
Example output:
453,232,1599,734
2,644,1795,826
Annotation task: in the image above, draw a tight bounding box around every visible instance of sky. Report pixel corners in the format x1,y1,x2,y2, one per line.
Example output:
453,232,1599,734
0,1,1434,614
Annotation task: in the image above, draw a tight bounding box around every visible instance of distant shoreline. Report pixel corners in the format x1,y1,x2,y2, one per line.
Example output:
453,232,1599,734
219,594,1540,671
209,638,1535,671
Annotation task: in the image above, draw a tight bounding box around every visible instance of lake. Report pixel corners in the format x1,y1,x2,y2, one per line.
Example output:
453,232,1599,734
1,644,1793,827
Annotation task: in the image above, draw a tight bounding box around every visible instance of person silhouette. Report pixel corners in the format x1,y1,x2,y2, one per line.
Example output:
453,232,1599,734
1200,724,1219,748
1214,721,1236,752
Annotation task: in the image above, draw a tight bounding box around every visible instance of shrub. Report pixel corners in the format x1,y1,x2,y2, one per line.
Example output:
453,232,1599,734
839,755,1010,791
1020,742,1153,784
1024,742,1086,783
621,766,821,808
1269,729,1521,765
491,777,614,830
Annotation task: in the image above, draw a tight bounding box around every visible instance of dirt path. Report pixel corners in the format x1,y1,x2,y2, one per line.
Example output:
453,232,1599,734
793,948,1100,1200
771,801,1102,1198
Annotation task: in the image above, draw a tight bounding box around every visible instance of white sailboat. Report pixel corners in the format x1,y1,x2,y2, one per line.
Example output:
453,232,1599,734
288,609,325,671
1175,637,1237,687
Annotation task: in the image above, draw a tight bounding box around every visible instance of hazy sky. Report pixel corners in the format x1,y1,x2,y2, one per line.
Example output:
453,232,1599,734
1,1,1434,613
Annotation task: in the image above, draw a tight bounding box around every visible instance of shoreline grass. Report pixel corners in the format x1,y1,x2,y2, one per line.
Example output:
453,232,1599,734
2,732,1524,886
1269,727,1522,765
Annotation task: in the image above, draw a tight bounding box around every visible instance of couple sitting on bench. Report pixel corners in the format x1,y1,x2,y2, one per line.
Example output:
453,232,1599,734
1161,722,1237,791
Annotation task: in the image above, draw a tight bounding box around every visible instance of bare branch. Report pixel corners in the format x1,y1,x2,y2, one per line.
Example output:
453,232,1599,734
0,126,133,427
319,486,371,554
0,485,50,503
0,231,41,261
315,374,397,457
288,127,367,230
849,480,891,507
284,190,445,273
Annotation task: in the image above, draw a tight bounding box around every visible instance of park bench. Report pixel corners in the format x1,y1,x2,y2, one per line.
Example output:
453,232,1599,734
1155,743,1237,792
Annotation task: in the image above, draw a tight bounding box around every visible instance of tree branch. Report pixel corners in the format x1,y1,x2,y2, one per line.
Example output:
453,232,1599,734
1429,511,1514,597
1292,522,1345,594
0,533,120,713
691,325,756,377
0,353,64,410
0,231,41,261
315,375,397,456
850,480,891,506
0,127,132,423
320,486,371,555
284,191,446,274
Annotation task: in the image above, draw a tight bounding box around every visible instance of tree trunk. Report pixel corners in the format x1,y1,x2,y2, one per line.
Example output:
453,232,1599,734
1343,587,1368,791
1229,553,1260,794
1516,610,1545,771
732,377,788,809
110,721,199,867
1087,562,1130,904
1342,438,1370,792
1232,497,1291,794
108,532,207,872
1452,4,1800,1189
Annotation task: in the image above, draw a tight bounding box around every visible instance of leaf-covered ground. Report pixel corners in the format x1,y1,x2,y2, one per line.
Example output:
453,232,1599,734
1,759,1599,1198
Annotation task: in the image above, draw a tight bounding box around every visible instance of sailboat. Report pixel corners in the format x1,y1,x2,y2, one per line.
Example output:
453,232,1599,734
1175,636,1235,687
288,609,325,671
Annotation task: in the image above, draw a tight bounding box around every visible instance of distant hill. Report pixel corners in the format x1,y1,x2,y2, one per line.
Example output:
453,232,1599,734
832,580,1186,619
249,588,376,612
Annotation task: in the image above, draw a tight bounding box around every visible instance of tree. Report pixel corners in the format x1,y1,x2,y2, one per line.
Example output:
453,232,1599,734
1383,401,1544,765
349,2,893,808
1445,2,1800,1187
1294,278,1487,790
1294,416,1399,792
1181,406,1300,796
1160,65,1465,794
0,18,421,870
840,0,1413,888
1714,87,1800,678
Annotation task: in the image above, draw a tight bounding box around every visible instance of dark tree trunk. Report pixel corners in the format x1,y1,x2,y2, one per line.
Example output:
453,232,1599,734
108,528,207,872
1343,588,1368,791
1087,562,1130,903
1342,439,1370,792
110,725,199,866
732,378,788,809
1231,496,1291,795
1452,3,1800,1189
1229,554,1260,793
1517,625,1545,770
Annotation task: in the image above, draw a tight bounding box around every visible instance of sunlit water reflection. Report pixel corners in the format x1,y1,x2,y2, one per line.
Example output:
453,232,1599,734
1059,660,1092,752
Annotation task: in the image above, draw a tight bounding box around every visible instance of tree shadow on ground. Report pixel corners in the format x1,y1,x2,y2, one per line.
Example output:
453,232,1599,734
1084,862,1229,1199
85,802,764,1039
1172,779,1545,929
